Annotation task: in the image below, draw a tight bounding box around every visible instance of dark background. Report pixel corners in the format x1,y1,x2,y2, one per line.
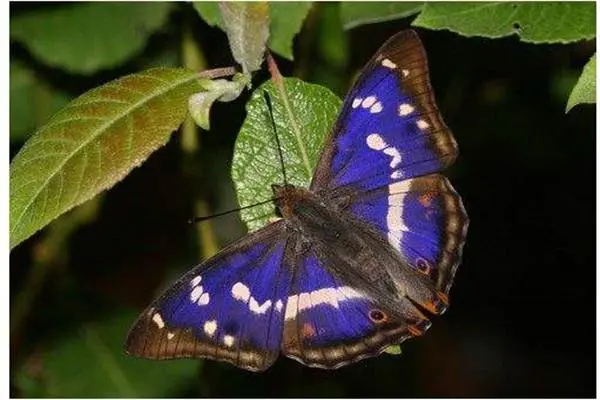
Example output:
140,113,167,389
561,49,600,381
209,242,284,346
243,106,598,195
10,2,595,397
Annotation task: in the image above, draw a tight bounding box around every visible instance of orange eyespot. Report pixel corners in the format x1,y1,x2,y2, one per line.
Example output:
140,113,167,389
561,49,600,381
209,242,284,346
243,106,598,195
301,323,316,339
418,192,435,207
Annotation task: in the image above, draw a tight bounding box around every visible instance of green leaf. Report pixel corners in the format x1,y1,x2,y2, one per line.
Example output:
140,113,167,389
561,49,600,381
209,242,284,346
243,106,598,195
232,79,341,231
16,312,200,397
193,2,221,27
219,2,270,74
10,62,72,143
268,3,313,60
10,68,202,250
10,3,173,74
193,2,311,60
413,2,596,43
383,344,403,355
341,2,423,30
566,53,596,112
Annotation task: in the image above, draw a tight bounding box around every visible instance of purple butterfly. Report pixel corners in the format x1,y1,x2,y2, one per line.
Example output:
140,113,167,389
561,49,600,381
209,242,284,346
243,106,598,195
125,30,468,372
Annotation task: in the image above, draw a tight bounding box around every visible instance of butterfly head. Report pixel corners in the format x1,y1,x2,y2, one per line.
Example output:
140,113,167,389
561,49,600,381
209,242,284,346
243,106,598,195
271,183,323,221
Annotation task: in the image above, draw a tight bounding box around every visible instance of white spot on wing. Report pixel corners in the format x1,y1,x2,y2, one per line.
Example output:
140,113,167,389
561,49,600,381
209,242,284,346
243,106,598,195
284,286,368,320
275,299,283,312
366,133,386,150
385,180,414,251
370,101,383,114
391,171,403,179
223,335,235,347
398,103,414,116
362,96,377,108
198,292,210,306
231,282,250,302
352,97,362,108
389,180,412,194
191,275,202,287
381,58,397,69
383,147,402,168
285,295,298,320
310,287,339,308
298,293,312,312
152,313,165,329
203,320,217,337
167,332,175,340
249,298,272,314
389,193,407,207
417,119,430,130
402,69,410,77
190,286,203,302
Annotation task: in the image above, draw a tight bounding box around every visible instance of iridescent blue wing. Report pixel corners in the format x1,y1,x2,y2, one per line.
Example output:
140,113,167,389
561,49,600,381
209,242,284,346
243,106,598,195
125,222,292,372
281,248,431,368
311,30,457,192
311,30,468,299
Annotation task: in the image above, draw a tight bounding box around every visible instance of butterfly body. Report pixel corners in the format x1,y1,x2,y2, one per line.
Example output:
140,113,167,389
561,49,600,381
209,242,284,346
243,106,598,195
126,30,468,372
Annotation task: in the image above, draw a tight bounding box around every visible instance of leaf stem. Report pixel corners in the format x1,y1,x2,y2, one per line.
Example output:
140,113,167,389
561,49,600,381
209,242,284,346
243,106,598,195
197,67,238,80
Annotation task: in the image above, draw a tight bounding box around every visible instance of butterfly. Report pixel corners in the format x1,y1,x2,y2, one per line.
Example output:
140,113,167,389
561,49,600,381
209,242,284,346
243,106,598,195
125,30,468,372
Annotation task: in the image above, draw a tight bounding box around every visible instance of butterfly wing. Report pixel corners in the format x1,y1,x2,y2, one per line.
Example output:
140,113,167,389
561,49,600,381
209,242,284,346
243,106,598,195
310,30,468,299
311,30,457,192
125,221,293,372
280,244,432,369
344,174,468,299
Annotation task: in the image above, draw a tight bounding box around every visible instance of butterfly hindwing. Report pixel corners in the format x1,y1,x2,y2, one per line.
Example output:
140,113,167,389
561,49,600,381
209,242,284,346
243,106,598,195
281,248,431,368
125,222,292,372
311,30,457,192
341,174,468,297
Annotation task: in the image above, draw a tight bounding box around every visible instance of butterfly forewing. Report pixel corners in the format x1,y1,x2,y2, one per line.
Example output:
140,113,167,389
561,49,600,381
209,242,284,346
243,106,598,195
311,30,458,192
125,222,292,372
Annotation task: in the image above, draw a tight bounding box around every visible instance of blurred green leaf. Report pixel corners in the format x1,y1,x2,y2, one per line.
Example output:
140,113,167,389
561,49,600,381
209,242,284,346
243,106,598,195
194,2,311,60
10,62,72,143
232,78,341,231
219,2,270,74
10,68,202,250
10,3,173,74
341,2,423,30
566,53,596,112
413,2,596,43
193,2,221,27
311,2,349,95
16,312,200,397
383,344,403,355
268,3,313,60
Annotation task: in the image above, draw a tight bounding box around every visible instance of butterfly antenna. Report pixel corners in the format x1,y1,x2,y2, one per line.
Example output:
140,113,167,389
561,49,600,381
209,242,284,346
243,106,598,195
189,198,278,224
263,90,288,186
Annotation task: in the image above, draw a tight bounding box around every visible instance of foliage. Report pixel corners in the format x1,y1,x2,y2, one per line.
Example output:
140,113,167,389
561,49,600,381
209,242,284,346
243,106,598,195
10,2,595,397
